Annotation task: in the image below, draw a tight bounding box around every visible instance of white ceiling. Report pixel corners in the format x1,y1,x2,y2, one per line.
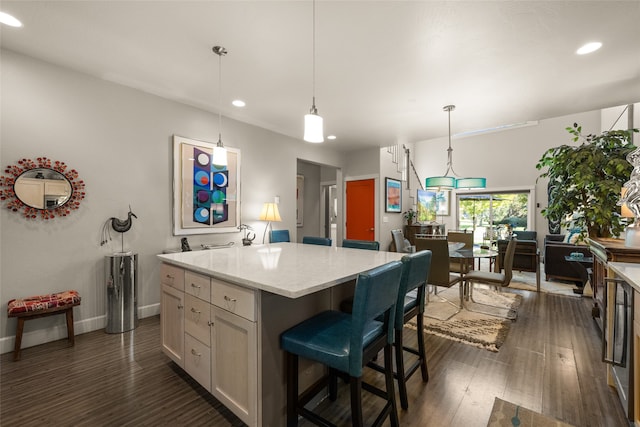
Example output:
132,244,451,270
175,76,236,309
2,1,639,152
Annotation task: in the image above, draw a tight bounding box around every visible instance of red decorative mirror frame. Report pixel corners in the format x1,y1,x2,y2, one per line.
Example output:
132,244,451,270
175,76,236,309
0,157,86,219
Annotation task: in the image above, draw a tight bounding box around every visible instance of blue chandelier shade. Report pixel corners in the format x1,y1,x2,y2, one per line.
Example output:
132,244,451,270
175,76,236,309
455,177,487,190
425,176,456,190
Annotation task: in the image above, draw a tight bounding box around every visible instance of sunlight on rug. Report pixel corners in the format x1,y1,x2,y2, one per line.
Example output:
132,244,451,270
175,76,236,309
408,288,522,352
509,270,579,297
487,397,575,426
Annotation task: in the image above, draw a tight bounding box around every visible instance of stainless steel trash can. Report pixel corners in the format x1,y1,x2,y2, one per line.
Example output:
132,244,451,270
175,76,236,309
105,253,138,333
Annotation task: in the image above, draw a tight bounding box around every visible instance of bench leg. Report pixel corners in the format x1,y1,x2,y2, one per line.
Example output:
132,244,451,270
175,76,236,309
14,317,25,361
65,308,75,345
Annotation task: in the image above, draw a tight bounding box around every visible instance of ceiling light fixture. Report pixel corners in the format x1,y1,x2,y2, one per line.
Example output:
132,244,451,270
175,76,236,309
0,11,22,27
212,45,228,166
327,135,336,140
303,0,324,143
232,99,246,108
424,105,487,191
576,42,602,55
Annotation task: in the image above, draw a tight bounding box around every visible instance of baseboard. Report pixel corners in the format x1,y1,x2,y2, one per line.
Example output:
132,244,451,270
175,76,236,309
0,303,160,355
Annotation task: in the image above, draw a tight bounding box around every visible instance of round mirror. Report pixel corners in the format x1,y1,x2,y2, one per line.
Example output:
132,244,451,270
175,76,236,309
0,157,85,219
14,168,73,210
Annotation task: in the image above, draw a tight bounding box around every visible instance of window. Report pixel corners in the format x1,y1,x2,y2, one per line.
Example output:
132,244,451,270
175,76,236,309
456,190,532,246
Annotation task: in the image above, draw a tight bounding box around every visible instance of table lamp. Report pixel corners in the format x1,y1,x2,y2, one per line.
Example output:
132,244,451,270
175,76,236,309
259,202,281,244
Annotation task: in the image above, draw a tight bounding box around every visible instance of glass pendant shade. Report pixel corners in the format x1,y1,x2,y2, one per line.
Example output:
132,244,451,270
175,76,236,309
212,144,227,166
456,177,487,190
304,112,324,143
425,176,456,190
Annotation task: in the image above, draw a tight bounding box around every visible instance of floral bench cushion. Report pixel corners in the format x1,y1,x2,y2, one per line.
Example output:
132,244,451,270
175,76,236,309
7,290,81,316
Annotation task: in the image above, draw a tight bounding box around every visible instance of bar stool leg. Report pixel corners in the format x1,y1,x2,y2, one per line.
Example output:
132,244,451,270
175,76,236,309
350,377,364,427
286,352,299,427
416,312,429,382
395,329,409,410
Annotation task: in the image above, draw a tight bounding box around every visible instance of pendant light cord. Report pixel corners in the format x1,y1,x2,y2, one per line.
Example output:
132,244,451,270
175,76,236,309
213,46,227,147
311,0,317,112
443,104,458,177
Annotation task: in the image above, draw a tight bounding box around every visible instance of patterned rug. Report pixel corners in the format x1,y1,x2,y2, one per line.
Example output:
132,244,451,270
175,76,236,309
487,397,575,426
408,287,522,352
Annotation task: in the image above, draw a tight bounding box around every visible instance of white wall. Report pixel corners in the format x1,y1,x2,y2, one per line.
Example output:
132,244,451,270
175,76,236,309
412,110,604,243
0,49,346,352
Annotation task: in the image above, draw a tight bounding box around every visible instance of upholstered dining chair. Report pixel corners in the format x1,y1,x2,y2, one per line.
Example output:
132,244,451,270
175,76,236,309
342,239,380,251
415,238,463,320
281,261,403,427
368,250,432,410
302,236,332,246
463,237,518,320
270,229,290,243
447,230,474,274
391,229,415,253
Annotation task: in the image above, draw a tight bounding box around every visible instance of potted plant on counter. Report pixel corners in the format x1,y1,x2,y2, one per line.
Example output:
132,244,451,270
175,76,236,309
403,209,416,225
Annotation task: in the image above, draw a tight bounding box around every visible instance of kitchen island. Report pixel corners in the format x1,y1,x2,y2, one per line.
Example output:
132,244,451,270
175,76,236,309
157,242,403,426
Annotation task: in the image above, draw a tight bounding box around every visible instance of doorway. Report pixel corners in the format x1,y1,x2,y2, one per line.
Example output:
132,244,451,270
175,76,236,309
346,179,375,241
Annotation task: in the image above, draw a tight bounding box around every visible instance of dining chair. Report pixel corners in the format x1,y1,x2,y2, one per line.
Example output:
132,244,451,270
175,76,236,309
415,238,463,320
280,261,403,427
342,239,380,251
463,237,518,320
302,236,332,246
367,250,432,410
447,230,474,274
270,229,290,243
391,229,415,253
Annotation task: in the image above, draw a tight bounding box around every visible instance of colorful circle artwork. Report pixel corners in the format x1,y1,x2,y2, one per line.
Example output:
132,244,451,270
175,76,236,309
194,207,209,222
196,190,210,203
194,171,209,186
213,172,228,187
197,153,210,166
212,190,226,204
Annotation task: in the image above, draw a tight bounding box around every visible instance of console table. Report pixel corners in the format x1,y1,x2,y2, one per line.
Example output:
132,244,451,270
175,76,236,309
404,223,445,244
157,243,403,426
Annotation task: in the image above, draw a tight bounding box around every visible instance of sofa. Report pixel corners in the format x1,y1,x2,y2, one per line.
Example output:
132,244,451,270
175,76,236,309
543,234,591,282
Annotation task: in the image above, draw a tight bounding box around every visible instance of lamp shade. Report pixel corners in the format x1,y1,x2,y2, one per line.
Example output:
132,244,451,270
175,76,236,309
456,177,487,190
212,145,227,167
425,176,456,190
304,113,324,143
259,203,282,222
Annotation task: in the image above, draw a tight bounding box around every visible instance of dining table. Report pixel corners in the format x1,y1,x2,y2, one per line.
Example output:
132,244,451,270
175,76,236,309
449,246,499,299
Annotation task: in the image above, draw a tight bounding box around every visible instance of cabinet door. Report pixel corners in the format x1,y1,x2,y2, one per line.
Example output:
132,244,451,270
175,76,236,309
185,333,211,392
634,290,639,426
211,306,257,427
185,294,211,345
161,284,184,367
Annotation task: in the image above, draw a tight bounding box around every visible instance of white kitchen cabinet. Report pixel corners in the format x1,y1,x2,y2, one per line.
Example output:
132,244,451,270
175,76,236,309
161,284,184,367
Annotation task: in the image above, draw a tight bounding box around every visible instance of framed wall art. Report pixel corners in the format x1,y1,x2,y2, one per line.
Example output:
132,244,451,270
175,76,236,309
417,189,450,222
385,177,402,213
172,135,241,235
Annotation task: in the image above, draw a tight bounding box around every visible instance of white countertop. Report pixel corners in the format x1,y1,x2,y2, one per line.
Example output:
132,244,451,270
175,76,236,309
607,262,640,293
157,242,404,298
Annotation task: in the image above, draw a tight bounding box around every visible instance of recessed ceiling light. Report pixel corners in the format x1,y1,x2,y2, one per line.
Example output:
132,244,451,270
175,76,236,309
0,11,23,27
327,135,336,140
576,42,602,55
232,100,245,107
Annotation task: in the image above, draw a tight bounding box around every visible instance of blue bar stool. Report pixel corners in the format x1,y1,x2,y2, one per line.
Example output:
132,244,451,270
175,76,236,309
280,261,403,427
302,236,332,246
342,239,380,251
369,250,432,409
270,229,290,243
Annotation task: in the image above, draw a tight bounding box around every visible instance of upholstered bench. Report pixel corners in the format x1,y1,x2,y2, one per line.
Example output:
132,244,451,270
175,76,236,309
7,290,81,361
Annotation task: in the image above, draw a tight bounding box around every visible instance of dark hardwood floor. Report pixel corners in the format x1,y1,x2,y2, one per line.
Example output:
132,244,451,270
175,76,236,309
0,289,629,426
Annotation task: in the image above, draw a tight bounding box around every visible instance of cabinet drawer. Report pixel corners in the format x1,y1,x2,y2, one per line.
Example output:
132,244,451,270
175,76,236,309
211,279,255,321
185,333,211,392
185,294,211,345
160,263,184,291
185,271,211,302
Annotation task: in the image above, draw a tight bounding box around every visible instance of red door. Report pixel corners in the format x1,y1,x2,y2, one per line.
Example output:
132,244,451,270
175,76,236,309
346,179,375,240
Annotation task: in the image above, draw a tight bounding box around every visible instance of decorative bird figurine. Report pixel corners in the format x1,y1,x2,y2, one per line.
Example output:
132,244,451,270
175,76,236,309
111,206,137,233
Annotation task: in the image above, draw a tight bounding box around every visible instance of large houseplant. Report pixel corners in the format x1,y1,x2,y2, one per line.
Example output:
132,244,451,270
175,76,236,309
536,123,638,238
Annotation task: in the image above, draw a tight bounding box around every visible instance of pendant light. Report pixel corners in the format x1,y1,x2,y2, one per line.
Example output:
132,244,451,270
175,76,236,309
425,105,486,190
303,0,324,143
212,45,228,166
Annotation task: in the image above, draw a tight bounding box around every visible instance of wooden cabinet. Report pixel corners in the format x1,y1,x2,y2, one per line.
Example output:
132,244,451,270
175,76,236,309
589,238,640,330
404,224,445,245
160,263,257,427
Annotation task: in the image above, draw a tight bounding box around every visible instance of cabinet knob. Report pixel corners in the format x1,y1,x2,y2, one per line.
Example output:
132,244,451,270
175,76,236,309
177,304,184,309
190,283,201,289
207,321,214,327
224,295,237,303
190,349,202,357
190,307,201,314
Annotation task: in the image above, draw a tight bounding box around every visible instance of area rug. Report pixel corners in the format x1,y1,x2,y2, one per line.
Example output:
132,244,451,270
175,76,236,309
408,288,522,352
487,397,575,426
509,270,579,297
